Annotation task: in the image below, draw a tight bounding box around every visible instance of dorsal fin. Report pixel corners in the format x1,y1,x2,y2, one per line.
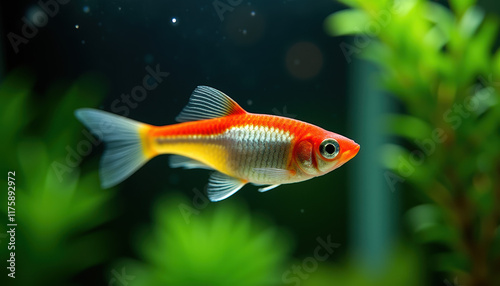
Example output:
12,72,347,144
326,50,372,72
175,86,247,122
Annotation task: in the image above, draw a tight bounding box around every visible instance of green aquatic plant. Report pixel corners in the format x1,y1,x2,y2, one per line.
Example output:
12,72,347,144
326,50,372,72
117,194,292,286
0,69,116,285
301,245,423,286
326,0,500,285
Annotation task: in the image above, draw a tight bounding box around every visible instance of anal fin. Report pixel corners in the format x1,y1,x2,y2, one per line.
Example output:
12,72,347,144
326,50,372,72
169,155,213,170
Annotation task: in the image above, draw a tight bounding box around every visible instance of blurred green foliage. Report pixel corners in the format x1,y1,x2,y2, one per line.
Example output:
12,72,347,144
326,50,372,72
0,68,116,285
117,194,292,286
302,245,423,286
326,0,500,285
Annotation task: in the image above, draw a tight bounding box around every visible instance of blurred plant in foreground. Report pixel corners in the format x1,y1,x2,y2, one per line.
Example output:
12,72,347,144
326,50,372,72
0,68,116,285
326,0,500,285
300,245,423,286
117,194,292,286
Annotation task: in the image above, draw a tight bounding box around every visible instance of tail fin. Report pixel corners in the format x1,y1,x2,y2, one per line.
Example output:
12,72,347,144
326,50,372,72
74,108,153,188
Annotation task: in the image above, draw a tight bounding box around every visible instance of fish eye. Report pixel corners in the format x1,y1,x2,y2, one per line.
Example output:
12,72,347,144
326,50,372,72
319,139,340,159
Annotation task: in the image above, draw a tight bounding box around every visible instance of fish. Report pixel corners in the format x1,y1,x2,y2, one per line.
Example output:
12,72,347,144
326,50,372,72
75,86,360,201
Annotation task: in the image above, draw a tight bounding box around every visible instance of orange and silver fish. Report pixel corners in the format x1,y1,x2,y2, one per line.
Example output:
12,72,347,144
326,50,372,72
75,86,360,201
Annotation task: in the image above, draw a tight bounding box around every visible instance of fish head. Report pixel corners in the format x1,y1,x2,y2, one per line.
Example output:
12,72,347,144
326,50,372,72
294,130,360,177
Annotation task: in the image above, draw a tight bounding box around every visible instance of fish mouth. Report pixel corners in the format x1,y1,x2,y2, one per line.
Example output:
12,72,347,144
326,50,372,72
353,144,360,154
343,144,360,161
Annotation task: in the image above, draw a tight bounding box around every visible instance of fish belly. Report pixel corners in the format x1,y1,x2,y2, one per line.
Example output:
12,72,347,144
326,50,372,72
152,124,295,184
221,125,294,184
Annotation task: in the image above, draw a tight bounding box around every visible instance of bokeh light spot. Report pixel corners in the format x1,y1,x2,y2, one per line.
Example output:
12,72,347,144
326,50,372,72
285,42,324,80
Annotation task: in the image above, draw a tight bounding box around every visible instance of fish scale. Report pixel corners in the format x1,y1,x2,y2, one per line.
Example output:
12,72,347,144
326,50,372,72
222,124,294,182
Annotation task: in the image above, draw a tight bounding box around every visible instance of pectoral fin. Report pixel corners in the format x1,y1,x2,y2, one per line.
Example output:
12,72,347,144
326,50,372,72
258,184,281,193
207,172,247,202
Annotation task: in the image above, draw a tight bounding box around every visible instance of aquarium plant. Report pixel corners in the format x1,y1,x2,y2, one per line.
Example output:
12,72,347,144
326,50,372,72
0,68,116,285
118,194,292,286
